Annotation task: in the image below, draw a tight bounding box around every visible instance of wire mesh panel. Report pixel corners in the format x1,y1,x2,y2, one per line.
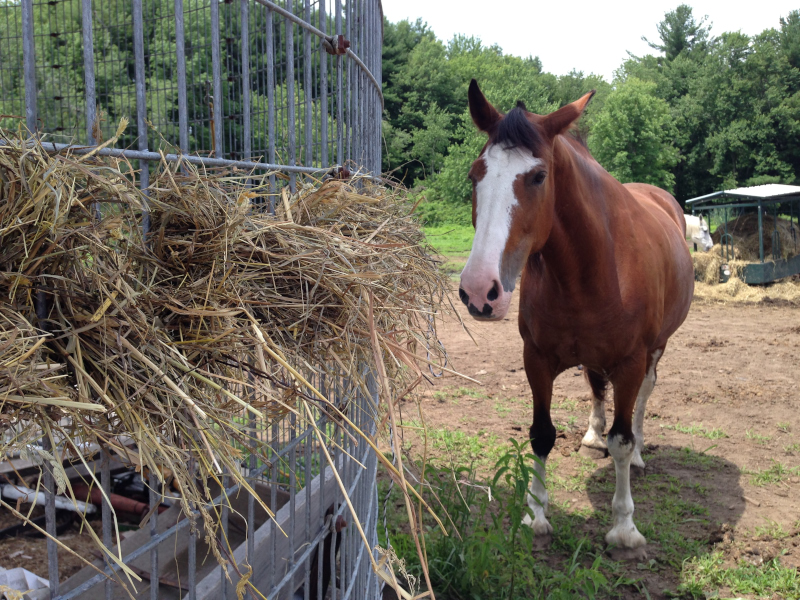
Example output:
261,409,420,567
1,0,383,598
0,0,382,175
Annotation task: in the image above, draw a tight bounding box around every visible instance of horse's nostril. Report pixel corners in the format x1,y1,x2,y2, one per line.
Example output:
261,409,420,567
487,281,499,302
459,288,469,306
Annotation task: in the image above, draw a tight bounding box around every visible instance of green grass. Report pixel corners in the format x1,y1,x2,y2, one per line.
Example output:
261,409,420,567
745,460,800,486
746,429,772,445
423,225,474,256
661,422,727,440
429,429,508,468
553,397,578,411
785,443,800,453
381,438,800,599
680,552,800,599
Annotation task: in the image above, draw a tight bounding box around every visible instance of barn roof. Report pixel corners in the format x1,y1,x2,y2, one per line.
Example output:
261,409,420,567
687,183,800,206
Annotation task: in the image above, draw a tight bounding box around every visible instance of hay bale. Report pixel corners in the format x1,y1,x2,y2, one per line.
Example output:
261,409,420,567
0,127,452,569
710,213,799,260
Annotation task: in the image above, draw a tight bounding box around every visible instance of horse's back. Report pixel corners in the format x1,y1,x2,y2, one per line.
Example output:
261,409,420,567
618,182,694,348
623,183,686,237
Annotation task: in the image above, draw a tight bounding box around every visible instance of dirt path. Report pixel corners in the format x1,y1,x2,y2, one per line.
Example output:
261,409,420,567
406,291,800,597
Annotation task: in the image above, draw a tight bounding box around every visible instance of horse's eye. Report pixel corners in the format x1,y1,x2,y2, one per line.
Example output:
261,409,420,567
531,171,547,186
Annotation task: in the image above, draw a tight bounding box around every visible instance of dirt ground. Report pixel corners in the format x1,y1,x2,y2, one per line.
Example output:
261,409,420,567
407,290,800,597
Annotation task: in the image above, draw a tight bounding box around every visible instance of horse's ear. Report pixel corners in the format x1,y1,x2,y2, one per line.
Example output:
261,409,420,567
542,90,596,139
468,79,502,133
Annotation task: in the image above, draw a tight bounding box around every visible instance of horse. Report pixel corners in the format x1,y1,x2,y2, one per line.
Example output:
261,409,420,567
458,80,694,559
684,214,713,252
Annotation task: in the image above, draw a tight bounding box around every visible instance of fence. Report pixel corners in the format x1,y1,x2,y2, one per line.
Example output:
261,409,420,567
0,0,384,598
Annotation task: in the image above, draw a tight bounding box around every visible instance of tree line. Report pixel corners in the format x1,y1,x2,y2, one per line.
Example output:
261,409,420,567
381,6,800,224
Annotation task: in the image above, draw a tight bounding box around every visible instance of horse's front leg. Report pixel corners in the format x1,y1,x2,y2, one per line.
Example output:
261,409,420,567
520,343,556,541
606,354,648,560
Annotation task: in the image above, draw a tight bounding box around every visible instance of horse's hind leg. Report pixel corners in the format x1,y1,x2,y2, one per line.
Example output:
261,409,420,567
581,368,608,452
631,348,663,468
605,353,648,560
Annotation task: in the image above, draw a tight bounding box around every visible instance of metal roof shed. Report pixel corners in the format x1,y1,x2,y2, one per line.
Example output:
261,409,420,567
686,184,800,284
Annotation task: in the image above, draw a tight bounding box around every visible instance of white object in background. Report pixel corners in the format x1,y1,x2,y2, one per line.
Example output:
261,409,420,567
0,566,50,596
0,484,97,514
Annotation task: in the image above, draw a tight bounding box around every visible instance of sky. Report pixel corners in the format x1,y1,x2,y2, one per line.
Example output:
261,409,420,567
380,0,799,82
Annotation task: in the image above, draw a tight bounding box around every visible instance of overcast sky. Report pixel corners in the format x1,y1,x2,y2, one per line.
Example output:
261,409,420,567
380,0,798,82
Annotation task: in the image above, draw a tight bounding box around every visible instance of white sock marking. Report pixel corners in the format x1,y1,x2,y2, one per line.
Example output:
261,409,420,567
523,453,553,536
606,435,646,549
632,349,662,467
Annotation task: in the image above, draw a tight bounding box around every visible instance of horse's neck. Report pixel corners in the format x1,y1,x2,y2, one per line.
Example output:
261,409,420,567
536,137,620,296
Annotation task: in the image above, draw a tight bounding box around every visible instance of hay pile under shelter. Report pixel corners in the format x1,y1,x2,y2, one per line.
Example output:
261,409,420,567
709,213,799,261
0,128,452,575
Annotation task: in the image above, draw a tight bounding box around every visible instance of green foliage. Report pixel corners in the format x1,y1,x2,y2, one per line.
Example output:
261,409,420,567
589,78,679,191
388,440,621,599
642,4,712,61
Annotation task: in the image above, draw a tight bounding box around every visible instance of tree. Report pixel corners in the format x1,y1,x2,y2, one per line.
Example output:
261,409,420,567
642,4,711,61
588,78,679,191
780,10,800,69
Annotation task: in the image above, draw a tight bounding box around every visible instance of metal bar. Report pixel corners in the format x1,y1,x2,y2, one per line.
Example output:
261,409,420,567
241,0,251,160
81,0,96,143
27,142,333,174
266,6,276,210
21,0,37,132
211,0,223,158
101,450,113,600
187,501,197,600
759,200,765,263
304,0,312,167
335,0,342,166
149,471,158,600
175,0,189,153
220,473,230,599
286,0,296,190
42,435,59,596
320,0,328,167
132,0,150,236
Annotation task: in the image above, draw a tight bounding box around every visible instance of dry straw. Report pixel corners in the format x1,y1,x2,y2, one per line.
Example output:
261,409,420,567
0,125,454,594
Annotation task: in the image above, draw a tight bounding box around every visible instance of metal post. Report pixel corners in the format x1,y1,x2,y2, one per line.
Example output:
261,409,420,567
101,450,113,600
304,0,312,167
132,0,150,235
286,0,296,190
266,7,276,211
148,471,159,600
758,200,765,263
175,0,189,153
21,0,37,133
320,0,328,167
241,0,251,160
211,0,223,158
335,0,343,167
42,435,59,596
81,0,96,144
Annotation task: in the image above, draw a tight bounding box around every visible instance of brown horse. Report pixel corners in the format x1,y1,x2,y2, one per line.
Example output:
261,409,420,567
458,80,694,559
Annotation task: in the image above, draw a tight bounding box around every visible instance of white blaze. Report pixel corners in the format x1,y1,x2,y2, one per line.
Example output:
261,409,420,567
465,145,543,278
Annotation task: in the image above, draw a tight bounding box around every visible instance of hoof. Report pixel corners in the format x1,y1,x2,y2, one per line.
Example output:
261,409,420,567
631,448,646,469
605,544,648,562
522,513,554,537
579,444,608,460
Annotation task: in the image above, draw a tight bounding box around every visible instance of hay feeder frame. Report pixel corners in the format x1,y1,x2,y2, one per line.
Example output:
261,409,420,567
687,184,800,284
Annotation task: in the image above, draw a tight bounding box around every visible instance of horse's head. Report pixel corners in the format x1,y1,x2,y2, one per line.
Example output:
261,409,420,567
693,216,713,252
459,80,594,320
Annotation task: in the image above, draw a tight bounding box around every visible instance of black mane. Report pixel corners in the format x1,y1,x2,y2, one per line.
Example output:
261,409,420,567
491,106,544,156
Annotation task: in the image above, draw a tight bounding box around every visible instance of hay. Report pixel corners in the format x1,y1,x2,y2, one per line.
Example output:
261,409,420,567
694,276,800,304
0,127,453,581
710,213,799,261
